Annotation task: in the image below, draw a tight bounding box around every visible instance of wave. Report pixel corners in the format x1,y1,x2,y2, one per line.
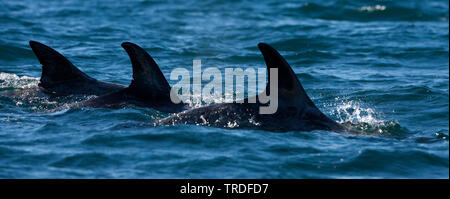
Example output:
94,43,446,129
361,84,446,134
0,72,87,110
337,148,449,177
0,42,35,61
329,100,411,137
293,1,449,21
0,72,38,90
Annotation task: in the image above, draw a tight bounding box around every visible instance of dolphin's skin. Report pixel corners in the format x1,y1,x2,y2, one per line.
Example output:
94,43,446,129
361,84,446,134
29,41,126,96
0,41,126,102
157,43,353,133
71,42,188,113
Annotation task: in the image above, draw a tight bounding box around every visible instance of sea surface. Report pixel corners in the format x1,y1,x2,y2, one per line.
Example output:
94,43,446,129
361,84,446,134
0,0,448,178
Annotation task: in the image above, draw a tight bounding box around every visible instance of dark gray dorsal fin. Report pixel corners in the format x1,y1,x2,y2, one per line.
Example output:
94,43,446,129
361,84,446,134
121,42,172,94
29,40,91,87
121,42,186,109
257,42,318,109
118,42,186,112
257,43,347,131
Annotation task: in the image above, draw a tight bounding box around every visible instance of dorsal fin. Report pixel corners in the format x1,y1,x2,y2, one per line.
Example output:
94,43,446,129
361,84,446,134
121,42,183,105
257,42,318,109
29,40,92,87
257,43,347,131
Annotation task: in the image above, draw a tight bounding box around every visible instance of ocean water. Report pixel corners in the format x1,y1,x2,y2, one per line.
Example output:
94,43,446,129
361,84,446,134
0,0,448,178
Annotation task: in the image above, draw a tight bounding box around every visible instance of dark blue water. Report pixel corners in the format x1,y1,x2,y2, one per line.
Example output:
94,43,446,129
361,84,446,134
0,0,448,178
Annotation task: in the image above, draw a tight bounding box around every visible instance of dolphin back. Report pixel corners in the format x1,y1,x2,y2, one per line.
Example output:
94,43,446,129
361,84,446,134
29,41,93,89
258,42,348,132
72,42,186,113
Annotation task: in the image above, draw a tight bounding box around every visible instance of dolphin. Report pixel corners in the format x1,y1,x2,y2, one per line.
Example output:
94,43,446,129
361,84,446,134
0,41,126,102
28,40,126,96
70,42,188,113
156,43,354,133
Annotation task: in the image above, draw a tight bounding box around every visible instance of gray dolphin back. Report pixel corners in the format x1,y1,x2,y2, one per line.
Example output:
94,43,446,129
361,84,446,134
257,42,347,132
258,43,317,109
29,40,125,96
158,43,349,133
121,42,172,99
29,41,92,88
74,42,186,113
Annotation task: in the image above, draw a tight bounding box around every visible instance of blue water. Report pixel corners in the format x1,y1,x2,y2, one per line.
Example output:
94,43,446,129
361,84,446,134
0,0,448,178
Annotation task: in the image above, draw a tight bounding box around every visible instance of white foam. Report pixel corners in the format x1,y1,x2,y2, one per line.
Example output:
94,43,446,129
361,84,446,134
0,72,39,89
331,100,383,125
358,5,386,12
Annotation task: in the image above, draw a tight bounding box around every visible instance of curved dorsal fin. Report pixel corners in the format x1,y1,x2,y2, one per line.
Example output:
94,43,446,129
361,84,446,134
257,42,318,109
257,43,347,131
121,42,185,109
29,41,91,87
121,42,172,94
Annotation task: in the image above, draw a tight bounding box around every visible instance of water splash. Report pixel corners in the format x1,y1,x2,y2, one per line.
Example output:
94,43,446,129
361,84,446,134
0,72,88,111
0,72,38,89
358,5,387,13
329,100,410,137
182,91,246,108
331,100,382,125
